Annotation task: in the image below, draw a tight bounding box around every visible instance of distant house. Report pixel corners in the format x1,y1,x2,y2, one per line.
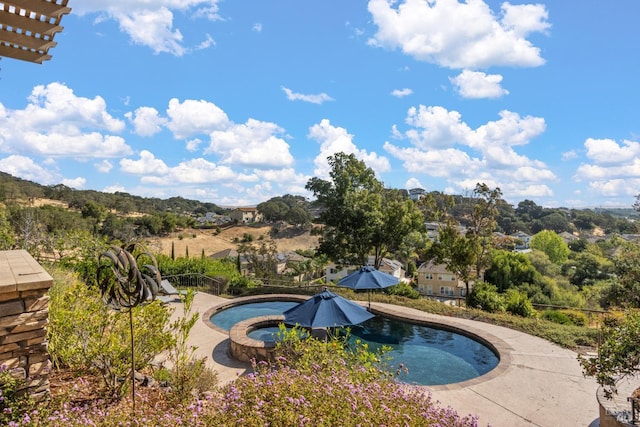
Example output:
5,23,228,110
229,207,263,224
416,260,468,299
325,256,405,284
408,188,427,201
209,248,250,275
510,231,532,252
558,231,579,244
196,212,232,226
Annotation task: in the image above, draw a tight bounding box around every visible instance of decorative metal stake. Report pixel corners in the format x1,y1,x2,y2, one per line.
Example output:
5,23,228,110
96,244,161,414
629,396,639,424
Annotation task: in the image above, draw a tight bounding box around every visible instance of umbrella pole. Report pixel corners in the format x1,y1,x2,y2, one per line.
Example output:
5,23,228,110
368,290,371,310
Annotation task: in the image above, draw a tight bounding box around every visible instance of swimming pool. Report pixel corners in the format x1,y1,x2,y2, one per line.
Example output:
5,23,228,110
210,300,499,386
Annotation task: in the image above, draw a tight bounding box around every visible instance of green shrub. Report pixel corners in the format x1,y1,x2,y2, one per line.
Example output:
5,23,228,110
385,281,420,299
164,289,218,401
562,309,589,326
541,309,573,325
467,281,504,313
47,268,175,397
504,289,536,317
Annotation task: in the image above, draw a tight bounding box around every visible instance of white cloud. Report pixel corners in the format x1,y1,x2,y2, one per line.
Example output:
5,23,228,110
450,70,509,99
103,184,127,193
282,87,334,104
562,150,579,161
25,83,125,132
584,138,640,165
142,158,241,184
62,177,87,189
308,119,391,178
0,155,60,184
127,106,167,137
120,150,170,175
166,98,230,139
573,138,640,199
195,34,216,50
391,88,413,98
73,1,222,56
472,110,546,148
186,138,202,152
205,119,294,168
0,83,131,159
384,104,554,201
95,159,113,173
404,105,472,149
367,0,549,69
405,177,424,190
253,23,262,32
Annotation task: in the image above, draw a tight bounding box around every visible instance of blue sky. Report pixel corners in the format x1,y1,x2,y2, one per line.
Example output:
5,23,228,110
1,0,639,209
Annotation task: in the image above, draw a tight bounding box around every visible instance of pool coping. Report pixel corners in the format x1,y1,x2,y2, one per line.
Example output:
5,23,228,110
202,293,512,391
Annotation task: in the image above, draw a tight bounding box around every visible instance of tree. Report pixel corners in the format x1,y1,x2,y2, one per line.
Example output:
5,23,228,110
515,199,543,222
257,194,313,226
580,310,640,398
562,252,611,289
0,206,15,249
529,230,570,265
464,183,502,281
603,242,640,308
428,221,476,300
81,200,108,222
539,211,573,233
484,250,539,292
238,240,279,282
306,153,424,268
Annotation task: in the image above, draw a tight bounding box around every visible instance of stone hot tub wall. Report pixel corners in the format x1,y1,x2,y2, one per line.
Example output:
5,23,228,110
0,250,53,402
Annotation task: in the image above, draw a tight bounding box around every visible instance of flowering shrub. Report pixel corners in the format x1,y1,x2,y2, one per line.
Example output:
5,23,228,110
9,326,481,427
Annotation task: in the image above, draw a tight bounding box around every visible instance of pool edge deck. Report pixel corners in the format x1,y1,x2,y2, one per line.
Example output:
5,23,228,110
170,292,600,427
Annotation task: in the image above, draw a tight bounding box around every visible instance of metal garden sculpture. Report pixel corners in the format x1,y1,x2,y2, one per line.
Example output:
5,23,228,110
96,244,162,413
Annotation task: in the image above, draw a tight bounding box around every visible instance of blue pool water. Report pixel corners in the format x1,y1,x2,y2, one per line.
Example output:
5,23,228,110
210,301,499,386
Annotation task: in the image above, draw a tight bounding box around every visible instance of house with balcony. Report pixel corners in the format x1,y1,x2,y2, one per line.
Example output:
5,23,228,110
416,260,468,299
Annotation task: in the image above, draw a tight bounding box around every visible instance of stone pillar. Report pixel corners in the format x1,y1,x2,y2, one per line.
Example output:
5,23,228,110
0,250,53,402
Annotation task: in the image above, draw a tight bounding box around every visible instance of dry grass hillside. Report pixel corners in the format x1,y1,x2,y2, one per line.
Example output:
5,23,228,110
150,225,319,258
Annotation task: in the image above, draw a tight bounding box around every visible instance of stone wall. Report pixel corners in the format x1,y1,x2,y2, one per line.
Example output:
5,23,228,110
0,250,53,402
228,315,282,363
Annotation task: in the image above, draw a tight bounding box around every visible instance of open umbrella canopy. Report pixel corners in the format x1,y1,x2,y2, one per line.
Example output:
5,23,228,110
337,266,399,308
283,289,374,328
337,265,399,290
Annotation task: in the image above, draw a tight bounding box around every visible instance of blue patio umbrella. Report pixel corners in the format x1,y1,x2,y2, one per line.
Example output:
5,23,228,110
283,289,374,328
337,265,399,309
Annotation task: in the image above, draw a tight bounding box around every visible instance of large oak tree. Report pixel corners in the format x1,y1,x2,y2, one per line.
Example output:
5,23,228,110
305,152,425,269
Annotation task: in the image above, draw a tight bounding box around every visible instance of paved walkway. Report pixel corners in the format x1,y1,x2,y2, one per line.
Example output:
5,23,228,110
168,292,601,427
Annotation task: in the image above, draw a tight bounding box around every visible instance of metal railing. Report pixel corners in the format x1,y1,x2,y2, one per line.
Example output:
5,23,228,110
162,273,223,295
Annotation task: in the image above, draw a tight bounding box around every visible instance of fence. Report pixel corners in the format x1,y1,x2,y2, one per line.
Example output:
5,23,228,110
162,273,224,295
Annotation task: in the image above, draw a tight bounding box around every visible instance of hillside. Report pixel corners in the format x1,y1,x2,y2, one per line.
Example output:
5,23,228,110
150,225,319,258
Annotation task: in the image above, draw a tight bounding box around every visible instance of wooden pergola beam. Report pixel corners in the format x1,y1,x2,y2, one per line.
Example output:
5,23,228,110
3,0,71,21
0,0,71,64
0,43,50,63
